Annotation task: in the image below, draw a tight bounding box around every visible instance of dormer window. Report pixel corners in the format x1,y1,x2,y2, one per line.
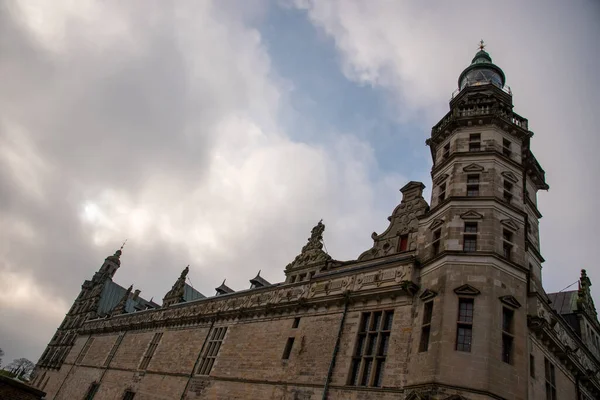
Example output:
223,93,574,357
469,133,481,152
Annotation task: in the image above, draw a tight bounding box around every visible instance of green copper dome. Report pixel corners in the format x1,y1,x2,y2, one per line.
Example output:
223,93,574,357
458,43,506,90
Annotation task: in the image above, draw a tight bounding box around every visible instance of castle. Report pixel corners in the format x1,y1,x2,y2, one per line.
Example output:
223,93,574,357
31,45,600,399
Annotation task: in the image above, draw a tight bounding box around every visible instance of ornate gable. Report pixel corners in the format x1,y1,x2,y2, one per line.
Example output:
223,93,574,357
454,284,481,296
577,269,598,320
460,210,484,220
501,218,519,231
358,182,429,261
163,266,189,307
463,163,485,172
501,171,518,183
286,221,332,271
499,295,522,309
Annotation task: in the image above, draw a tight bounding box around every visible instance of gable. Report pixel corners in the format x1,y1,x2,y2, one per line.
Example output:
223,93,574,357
419,289,438,301
460,210,484,220
501,219,520,231
429,219,444,231
463,163,485,172
501,171,518,183
434,174,449,185
499,295,522,309
454,284,481,296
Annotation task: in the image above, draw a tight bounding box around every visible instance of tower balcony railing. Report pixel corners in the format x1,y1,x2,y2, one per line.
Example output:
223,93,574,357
432,103,528,136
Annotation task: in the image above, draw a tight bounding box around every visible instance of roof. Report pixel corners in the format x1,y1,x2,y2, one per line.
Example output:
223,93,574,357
97,281,157,316
547,290,578,315
249,272,271,288
183,283,205,302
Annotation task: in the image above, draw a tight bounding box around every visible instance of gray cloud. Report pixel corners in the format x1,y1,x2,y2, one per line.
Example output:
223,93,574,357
0,0,401,364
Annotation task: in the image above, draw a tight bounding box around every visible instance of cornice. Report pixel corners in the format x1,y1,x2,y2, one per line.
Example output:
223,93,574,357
430,149,524,177
80,263,419,335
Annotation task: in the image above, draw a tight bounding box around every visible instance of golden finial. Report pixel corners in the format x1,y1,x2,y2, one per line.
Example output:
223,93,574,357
478,40,486,51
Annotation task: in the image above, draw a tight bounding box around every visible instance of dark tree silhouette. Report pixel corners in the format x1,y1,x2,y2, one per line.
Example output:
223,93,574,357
6,358,35,380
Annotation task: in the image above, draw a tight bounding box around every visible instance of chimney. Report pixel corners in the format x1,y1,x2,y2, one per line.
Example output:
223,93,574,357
133,289,141,301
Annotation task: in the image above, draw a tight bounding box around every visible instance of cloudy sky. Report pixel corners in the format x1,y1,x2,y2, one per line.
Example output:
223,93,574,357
1,0,598,365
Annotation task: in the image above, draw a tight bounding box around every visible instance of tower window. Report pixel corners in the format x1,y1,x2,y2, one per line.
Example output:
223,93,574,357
503,230,514,260
466,174,480,196
438,183,446,203
502,308,514,364
349,310,394,387
419,302,434,352
503,138,512,157
432,229,442,256
282,337,295,360
463,223,478,252
292,317,300,329
456,298,474,352
198,327,227,375
443,143,450,159
469,133,481,152
503,181,513,203
544,358,557,400
290,275,296,284
530,354,535,378
398,234,409,252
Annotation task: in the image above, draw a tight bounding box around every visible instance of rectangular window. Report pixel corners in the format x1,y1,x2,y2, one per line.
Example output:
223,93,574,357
469,133,481,152
198,327,227,375
502,308,514,364
104,334,124,367
85,383,100,400
290,275,296,283
503,138,512,157
463,223,477,252
349,310,394,387
398,234,409,252
432,229,441,256
456,298,474,352
419,302,434,352
545,358,557,400
530,354,535,378
292,317,300,329
76,337,95,364
504,181,513,203
438,183,446,203
123,391,136,400
503,230,514,260
282,337,295,360
139,332,163,370
466,174,480,197
443,143,450,159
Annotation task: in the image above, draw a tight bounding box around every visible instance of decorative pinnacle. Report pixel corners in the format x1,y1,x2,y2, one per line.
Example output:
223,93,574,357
478,39,486,51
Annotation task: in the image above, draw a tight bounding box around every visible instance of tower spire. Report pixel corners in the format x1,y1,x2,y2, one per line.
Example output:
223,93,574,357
478,39,486,51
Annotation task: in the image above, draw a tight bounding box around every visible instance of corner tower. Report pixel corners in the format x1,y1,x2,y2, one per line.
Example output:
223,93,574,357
410,42,549,398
